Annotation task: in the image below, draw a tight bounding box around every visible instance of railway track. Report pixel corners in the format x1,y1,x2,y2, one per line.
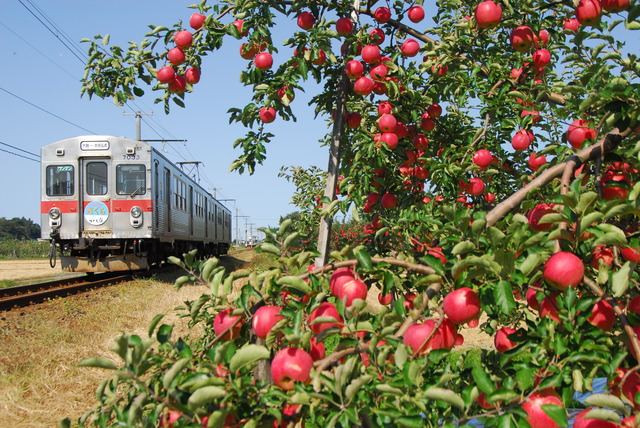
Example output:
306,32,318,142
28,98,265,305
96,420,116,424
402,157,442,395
0,269,173,311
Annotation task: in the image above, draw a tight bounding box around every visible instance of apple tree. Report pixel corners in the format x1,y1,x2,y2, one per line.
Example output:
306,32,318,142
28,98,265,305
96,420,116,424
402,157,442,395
71,0,640,426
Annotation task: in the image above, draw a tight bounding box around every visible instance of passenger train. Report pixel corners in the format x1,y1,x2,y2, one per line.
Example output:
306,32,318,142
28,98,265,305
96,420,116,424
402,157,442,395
41,135,232,272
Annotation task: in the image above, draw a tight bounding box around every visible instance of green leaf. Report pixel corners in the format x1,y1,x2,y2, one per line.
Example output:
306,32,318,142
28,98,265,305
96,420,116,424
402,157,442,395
375,384,404,395
345,375,373,402
229,344,270,372
541,404,568,427
77,356,118,370
258,242,281,256
423,387,465,410
494,280,517,315
188,386,227,408
472,366,495,394
584,394,627,413
452,241,475,256
520,252,542,276
148,313,165,337
168,256,186,269
354,247,373,270
163,357,190,390
277,276,312,294
612,261,631,297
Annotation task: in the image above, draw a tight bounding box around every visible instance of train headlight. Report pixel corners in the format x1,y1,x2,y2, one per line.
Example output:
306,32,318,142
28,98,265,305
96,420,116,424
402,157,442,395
49,208,61,220
130,206,142,218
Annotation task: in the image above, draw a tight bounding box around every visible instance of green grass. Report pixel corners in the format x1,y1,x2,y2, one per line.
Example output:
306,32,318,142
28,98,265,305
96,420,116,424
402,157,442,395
0,280,19,289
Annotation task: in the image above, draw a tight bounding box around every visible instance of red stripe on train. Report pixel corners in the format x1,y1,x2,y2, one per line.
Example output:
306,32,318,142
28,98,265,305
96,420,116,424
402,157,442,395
41,200,153,213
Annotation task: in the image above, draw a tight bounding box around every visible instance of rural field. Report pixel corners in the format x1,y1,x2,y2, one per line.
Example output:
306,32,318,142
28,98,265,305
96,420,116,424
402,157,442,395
0,252,254,427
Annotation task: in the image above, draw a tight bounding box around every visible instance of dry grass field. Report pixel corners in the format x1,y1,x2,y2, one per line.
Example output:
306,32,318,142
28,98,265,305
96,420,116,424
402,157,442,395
0,251,254,427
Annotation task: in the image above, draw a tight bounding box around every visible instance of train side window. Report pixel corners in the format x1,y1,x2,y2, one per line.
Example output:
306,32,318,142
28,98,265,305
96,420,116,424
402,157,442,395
46,165,74,196
86,162,108,195
116,164,146,195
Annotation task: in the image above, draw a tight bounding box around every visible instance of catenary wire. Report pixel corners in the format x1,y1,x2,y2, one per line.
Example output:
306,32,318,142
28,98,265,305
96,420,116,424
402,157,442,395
0,141,39,158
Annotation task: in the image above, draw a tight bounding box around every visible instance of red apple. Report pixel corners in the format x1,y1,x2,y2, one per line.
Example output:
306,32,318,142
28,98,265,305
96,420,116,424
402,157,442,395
378,292,393,305
511,129,534,151
484,192,496,203
526,287,541,310
252,305,284,339
232,19,248,36
381,192,399,209
308,302,343,335
601,0,629,12
510,25,535,51
564,18,581,32
346,112,362,128
189,13,206,30
466,178,485,195
528,152,547,171
297,11,315,30
474,0,503,28
213,308,243,340
407,5,425,23
174,30,193,49
590,245,613,268
413,134,429,150
540,293,561,322
185,67,201,84
353,77,375,95
587,299,616,331
168,75,186,93
442,287,481,325
567,119,596,149
345,60,364,79
401,39,420,57
378,101,393,115
543,251,585,291
533,49,551,67
167,47,186,65
157,66,176,84
329,267,355,295
333,277,368,307
271,347,313,390
420,116,436,131
240,43,259,60
601,170,631,200
378,114,397,132
309,336,325,361
576,0,602,26
403,321,439,355
573,409,619,428
522,389,564,428
312,49,326,65
374,7,391,23
621,246,640,264
528,203,555,231
361,44,381,64
254,52,273,70
495,327,518,352
427,104,443,118
259,106,276,123
335,17,353,35
370,64,388,81
369,28,385,44
472,149,493,168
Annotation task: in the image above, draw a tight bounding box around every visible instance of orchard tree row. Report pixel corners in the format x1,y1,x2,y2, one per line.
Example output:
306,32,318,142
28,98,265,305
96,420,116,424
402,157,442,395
73,0,640,426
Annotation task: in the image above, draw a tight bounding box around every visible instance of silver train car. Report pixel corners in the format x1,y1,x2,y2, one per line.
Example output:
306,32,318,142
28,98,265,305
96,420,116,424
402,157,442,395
41,135,232,272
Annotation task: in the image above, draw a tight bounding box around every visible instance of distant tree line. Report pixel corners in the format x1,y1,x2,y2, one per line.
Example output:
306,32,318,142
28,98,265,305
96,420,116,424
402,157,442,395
0,217,40,240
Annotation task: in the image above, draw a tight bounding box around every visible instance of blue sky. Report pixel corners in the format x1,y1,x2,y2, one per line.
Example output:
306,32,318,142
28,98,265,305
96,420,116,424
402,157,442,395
0,0,330,241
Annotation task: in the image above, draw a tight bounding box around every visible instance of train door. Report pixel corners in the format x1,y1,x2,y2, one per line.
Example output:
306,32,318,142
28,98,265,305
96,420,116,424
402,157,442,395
165,168,171,233
80,158,112,234
154,161,159,231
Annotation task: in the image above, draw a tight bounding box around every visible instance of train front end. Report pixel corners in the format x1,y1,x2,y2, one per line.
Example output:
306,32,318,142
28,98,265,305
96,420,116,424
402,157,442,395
41,136,153,272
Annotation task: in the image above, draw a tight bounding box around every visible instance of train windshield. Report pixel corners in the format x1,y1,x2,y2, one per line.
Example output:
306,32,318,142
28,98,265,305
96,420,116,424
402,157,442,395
45,165,74,196
116,164,146,195
86,162,108,195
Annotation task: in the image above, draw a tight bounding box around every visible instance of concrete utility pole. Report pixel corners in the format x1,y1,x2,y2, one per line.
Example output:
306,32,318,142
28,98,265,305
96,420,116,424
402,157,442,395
315,0,361,269
123,111,153,141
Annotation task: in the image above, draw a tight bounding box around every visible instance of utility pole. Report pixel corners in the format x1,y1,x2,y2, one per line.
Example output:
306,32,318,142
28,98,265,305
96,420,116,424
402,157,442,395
123,111,154,141
177,161,204,183
237,214,249,247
